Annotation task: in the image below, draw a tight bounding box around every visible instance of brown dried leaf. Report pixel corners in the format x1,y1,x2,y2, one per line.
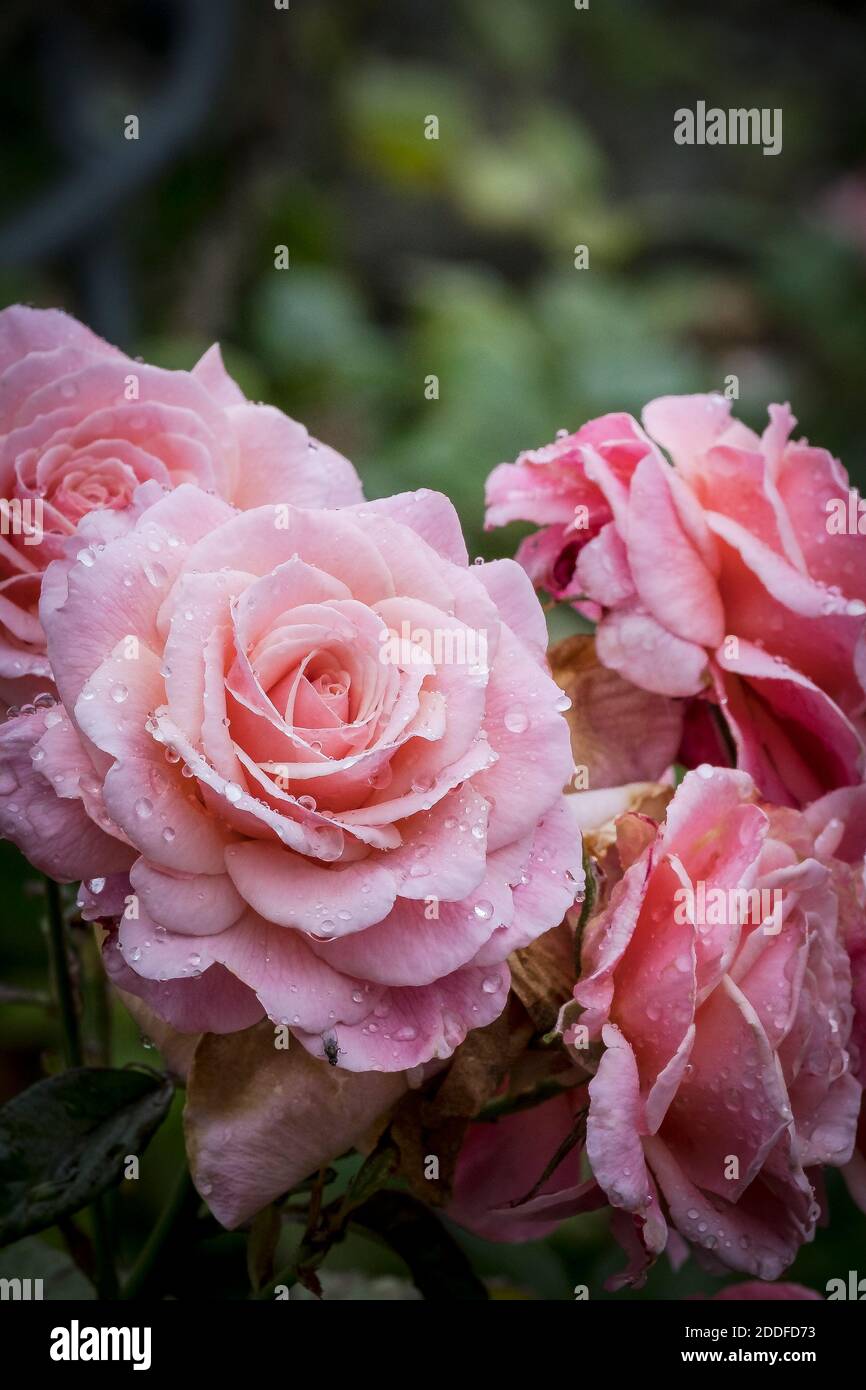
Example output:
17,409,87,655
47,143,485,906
549,634,683,789
389,1000,533,1205
184,1022,406,1227
508,920,576,1034
581,782,674,861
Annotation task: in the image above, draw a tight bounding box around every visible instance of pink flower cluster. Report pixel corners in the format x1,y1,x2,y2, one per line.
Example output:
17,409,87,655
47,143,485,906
0,306,578,1074
2,306,863,1297
469,398,866,1288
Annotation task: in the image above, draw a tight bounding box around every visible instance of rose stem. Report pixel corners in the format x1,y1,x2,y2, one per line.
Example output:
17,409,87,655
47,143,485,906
45,878,82,1068
121,1166,196,1300
44,877,119,1299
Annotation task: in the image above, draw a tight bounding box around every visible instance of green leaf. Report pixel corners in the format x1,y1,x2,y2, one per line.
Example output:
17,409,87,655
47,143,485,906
0,1067,173,1247
338,1138,399,1221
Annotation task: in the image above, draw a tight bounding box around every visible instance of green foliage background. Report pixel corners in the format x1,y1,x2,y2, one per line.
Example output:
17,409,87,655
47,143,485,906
0,0,864,1299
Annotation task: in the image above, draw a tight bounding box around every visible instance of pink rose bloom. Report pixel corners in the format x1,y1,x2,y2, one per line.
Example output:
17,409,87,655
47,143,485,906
571,767,863,1286
0,306,362,705
485,397,866,805
0,482,579,1071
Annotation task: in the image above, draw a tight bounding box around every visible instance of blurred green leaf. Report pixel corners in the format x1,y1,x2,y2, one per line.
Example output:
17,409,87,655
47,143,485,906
343,65,475,188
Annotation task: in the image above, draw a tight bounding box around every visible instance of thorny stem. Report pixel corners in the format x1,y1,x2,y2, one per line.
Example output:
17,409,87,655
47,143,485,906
253,1181,347,1301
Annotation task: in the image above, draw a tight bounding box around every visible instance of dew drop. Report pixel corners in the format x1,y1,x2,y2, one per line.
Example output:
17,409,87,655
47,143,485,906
504,706,529,734
143,560,168,588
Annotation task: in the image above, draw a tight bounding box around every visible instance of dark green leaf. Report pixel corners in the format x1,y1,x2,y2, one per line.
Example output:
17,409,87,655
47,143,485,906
0,1067,173,1246
351,1191,489,1301
338,1138,399,1220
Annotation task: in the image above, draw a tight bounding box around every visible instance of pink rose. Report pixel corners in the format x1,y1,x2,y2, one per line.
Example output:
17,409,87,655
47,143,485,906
447,1090,590,1243
806,786,866,1211
0,483,579,1072
485,397,866,805
0,306,362,705
705,1281,821,1300
570,767,862,1286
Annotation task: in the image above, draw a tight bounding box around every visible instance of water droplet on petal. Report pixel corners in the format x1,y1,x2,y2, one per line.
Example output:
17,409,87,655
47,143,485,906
504,706,529,734
143,560,168,588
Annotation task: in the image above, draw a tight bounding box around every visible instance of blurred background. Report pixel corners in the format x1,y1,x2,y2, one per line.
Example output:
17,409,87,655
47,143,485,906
1,0,865,1299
